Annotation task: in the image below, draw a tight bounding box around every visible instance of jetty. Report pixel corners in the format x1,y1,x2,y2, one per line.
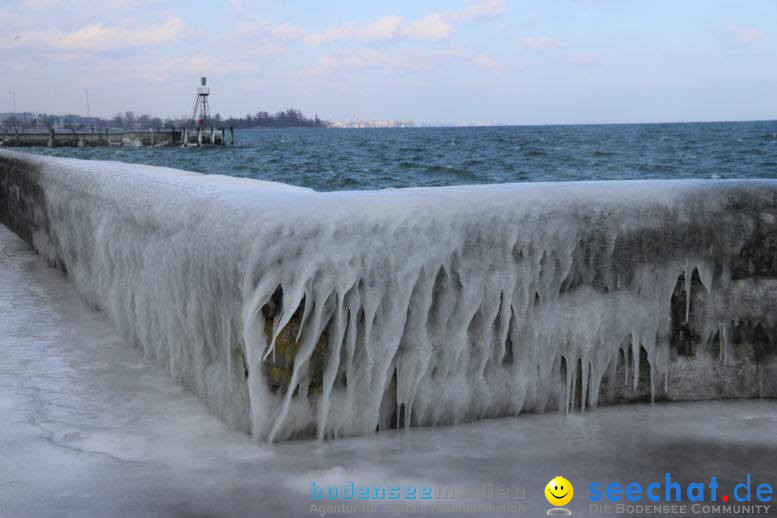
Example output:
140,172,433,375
1,77,235,148
0,127,235,148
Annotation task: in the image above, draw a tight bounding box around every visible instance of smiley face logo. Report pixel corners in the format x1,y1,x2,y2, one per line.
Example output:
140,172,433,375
545,476,574,507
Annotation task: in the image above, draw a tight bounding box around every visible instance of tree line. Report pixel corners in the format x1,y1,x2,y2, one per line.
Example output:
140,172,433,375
222,109,326,128
2,108,328,130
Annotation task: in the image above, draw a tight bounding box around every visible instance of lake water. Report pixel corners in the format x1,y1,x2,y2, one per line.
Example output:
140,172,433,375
26,120,777,191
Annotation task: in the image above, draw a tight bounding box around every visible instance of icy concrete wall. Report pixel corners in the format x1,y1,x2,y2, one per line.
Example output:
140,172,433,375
1,149,776,441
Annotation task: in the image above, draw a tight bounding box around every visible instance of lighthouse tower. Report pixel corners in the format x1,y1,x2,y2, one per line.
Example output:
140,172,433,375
191,76,211,128
181,76,231,147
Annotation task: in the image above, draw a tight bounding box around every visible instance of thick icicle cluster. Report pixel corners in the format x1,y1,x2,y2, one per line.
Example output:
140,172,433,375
1,149,776,441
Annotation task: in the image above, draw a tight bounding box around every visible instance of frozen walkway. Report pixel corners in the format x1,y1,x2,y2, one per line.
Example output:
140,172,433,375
1,223,777,518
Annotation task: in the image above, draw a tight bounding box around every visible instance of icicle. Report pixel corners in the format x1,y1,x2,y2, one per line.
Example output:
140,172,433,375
605,350,618,391
588,361,601,409
720,258,731,290
663,341,669,395
696,262,713,293
684,265,692,322
268,292,333,442
317,293,346,439
623,346,630,387
632,332,641,391
580,359,590,412
565,355,574,414
649,364,655,403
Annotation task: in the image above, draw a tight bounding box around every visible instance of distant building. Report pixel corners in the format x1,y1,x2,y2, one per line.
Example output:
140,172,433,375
51,115,102,130
0,112,37,123
330,119,416,129
0,112,40,129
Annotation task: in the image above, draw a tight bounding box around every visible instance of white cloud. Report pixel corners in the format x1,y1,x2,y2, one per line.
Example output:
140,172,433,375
401,0,504,41
471,52,500,71
180,54,256,75
279,0,504,47
403,14,452,40
730,26,764,44
304,16,408,46
39,18,185,51
102,0,162,7
307,48,442,76
446,0,506,22
519,36,559,50
359,15,403,41
270,22,306,41
22,0,160,8
21,0,60,7
308,49,387,75
114,54,258,83
245,42,287,57
307,46,502,78
306,23,354,46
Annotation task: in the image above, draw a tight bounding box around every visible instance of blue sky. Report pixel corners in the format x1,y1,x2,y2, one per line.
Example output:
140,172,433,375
1,0,775,124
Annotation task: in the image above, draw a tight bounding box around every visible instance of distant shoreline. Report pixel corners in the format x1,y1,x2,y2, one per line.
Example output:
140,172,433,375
273,119,777,129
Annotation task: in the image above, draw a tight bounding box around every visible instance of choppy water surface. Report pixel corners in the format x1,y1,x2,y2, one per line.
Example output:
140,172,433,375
27,120,777,190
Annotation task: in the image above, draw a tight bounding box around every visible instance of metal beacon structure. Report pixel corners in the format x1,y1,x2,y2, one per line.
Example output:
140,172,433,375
182,76,234,147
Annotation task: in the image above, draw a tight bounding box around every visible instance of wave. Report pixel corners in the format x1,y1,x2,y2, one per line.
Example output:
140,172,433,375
423,164,479,181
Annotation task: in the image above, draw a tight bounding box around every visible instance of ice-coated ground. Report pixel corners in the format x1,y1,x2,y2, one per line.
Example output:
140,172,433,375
2,223,777,518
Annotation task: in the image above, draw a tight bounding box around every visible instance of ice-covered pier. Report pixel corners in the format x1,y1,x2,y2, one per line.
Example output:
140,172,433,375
1,149,776,442
0,126,235,147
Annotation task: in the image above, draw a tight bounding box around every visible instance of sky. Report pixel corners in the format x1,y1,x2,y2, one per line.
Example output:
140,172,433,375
1,0,776,125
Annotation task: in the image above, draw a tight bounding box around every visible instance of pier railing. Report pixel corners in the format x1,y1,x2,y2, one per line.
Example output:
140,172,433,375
0,126,235,147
